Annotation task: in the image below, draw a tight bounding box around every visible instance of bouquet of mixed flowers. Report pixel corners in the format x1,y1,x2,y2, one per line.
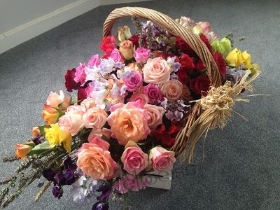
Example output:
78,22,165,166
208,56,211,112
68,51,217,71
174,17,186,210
0,7,260,209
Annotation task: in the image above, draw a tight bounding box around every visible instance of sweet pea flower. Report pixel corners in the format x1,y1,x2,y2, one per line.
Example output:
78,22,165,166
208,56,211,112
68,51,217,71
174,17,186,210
74,63,87,85
88,54,101,67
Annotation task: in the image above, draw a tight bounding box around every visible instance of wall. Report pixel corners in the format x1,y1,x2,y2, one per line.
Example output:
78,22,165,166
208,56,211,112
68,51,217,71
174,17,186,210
0,0,150,54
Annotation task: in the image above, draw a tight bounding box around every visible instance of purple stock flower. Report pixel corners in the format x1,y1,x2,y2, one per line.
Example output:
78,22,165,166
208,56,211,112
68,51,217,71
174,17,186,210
92,202,109,210
52,185,63,199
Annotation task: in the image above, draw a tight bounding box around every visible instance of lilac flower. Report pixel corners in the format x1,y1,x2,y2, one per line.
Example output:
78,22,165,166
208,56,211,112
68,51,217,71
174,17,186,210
99,58,115,76
71,176,98,203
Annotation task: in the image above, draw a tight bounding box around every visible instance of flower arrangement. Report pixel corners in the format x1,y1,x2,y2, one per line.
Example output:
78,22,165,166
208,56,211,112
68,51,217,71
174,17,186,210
0,7,260,210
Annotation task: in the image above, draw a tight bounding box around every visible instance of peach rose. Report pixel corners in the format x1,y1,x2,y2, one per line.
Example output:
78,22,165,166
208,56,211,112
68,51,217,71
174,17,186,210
107,101,150,145
121,141,148,175
119,40,134,60
149,146,176,172
42,104,59,125
31,127,40,137
161,80,183,101
82,107,108,129
144,104,165,130
128,92,149,105
143,57,172,85
15,142,34,159
76,137,117,180
46,90,70,110
58,105,84,136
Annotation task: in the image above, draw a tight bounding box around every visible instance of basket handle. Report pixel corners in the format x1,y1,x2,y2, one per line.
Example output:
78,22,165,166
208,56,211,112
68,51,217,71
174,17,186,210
103,6,221,87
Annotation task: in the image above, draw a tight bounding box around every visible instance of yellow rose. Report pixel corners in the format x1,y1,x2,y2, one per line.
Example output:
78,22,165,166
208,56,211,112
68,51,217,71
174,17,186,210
119,40,134,60
44,123,72,152
226,48,243,67
117,26,132,42
242,51,252,69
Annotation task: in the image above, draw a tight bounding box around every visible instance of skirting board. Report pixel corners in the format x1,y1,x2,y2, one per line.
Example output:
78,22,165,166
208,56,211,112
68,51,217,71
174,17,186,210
0,0,100,55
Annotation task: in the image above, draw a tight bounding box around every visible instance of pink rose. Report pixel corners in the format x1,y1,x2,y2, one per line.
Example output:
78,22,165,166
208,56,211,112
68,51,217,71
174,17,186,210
88,128,111,141
58,105,84,136
76,138,117,180
143,57,172,84
161,80,183,101
113,174,149,194
121,141,148,175
144,83,163,105
119,40,134,60
82,107,108,129
144,104,165,130
109,48,123,62
46,90,70,110
74,63,86,85
149,146,176,172
128,92,149,105
87,54,101,67
107,101,150,145
123,70,143,92
134,47,151,63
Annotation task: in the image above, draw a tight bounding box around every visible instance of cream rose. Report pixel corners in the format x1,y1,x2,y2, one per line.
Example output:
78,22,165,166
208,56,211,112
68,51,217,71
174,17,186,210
161,80,183,101
142,57,172,85
82,107,108,129
58,105,84,136
46,90,70,110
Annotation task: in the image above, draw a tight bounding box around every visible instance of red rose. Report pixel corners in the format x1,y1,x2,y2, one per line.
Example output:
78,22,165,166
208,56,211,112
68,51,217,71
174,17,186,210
175,36,196,56
179,53,194,71
176,68,190,85
128,34,140,48
154,124,180,147
65,68,80,92
199,34,212,53
100,35,116,58
190,75,210,96
213,52,226,76
194,59,206,71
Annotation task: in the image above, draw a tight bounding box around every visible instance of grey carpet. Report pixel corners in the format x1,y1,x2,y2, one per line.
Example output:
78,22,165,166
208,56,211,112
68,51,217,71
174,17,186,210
1,0,279,209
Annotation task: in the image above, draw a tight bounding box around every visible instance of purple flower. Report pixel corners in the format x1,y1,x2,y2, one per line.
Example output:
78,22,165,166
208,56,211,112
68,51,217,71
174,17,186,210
52,185,63,199
92,202,109,210
71,176,97,203
144,83,163,105
123,70,143,92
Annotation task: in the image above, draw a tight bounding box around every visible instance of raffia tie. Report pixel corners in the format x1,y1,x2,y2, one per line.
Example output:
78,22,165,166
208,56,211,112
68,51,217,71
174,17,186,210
185,65,261,163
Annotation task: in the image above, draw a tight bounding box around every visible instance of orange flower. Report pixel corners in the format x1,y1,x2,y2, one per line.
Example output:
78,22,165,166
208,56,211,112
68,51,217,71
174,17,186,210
42,104,59,125
15,142,34,159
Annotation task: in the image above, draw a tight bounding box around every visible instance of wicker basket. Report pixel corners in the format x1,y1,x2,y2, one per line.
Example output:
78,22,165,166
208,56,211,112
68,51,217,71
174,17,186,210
102,7,259,163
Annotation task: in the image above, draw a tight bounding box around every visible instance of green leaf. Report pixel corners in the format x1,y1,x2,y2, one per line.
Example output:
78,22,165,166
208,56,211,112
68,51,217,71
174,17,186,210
27,141,53,156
